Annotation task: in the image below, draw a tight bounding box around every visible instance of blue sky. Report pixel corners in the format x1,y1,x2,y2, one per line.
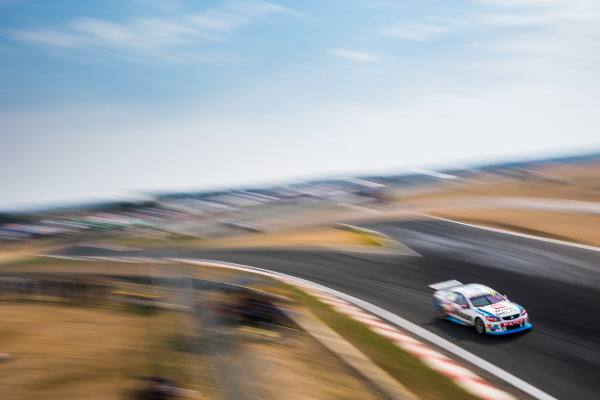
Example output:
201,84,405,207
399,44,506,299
1,0,599,210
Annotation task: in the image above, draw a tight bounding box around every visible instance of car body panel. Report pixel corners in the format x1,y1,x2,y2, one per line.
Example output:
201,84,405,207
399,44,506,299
477,301,520,318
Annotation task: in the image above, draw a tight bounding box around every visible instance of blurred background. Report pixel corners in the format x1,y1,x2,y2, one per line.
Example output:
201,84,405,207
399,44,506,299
1,1,599,400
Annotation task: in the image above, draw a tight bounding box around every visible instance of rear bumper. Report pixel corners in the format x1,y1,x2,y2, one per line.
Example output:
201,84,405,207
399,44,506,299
487,323,532,335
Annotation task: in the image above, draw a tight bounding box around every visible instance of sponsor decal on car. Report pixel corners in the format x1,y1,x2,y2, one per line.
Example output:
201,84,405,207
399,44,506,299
454,309,473,322
501,318,526,327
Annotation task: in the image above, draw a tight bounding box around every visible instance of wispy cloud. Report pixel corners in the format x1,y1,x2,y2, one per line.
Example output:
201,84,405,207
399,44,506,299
185,11,248,34
226,0,302,17
469,0,600,60
14,29,84,48
329,48,379,63
381,23,449,40
471,0,600,30
476,0,596,8
475,10,600,27
8,0,300,62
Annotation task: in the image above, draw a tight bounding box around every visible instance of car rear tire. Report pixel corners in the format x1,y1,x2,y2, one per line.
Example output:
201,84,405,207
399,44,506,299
475,318,486,335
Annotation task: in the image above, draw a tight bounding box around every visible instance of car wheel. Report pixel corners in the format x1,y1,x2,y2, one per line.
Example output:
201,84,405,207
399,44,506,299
475,318,486,335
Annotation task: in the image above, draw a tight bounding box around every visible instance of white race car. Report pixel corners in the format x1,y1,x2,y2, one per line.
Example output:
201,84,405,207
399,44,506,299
430,280,532,335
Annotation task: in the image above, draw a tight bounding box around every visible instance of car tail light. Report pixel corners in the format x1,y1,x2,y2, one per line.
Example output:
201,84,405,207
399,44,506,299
486,316,500,322
521,308,527,316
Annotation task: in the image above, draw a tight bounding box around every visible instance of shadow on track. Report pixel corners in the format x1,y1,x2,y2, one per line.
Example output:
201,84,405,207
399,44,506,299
424,318,531,345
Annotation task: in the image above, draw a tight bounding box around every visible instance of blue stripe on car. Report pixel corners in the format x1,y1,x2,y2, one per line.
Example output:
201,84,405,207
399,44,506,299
477,308,497,317
447,316,470,326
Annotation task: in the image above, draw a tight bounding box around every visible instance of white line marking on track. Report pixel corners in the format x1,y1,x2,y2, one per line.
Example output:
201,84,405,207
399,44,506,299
424,214,600,252
32,254,89,261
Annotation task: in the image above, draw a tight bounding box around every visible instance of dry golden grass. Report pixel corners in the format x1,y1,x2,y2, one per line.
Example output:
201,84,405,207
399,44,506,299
402,162,600,204
1,259,156,276
170,226,379,250
429,209,600,247
0,304,156,400
105,224,389,251
238,334,383,400
0,239,67,264
0,301,216,400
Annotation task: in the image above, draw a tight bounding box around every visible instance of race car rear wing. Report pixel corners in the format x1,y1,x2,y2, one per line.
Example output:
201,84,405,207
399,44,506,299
428,279,463,291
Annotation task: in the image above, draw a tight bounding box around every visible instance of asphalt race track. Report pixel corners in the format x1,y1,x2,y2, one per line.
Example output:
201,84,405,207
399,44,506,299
60,218,600,400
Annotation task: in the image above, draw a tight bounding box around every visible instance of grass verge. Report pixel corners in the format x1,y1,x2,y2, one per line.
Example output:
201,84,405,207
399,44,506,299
186,264,479,400
285,285,479,400
0,303,195,400
336,224,399,247
106,225,386,251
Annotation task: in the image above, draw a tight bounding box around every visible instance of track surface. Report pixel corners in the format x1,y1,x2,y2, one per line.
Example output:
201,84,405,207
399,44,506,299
61,218,600,400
